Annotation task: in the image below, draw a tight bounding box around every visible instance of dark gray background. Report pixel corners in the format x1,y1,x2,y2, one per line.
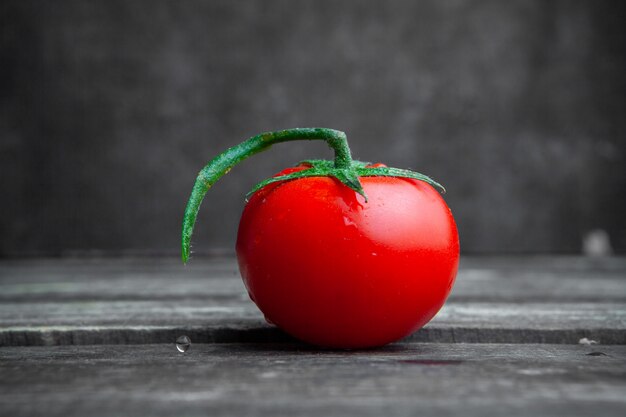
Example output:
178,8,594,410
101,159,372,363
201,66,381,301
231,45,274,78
1,0,624,256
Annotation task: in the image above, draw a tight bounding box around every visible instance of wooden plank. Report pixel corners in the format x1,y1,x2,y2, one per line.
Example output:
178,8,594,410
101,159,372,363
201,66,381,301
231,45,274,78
1,257,625,302
1,343,625,417
0,300,623,346
1,257,625,345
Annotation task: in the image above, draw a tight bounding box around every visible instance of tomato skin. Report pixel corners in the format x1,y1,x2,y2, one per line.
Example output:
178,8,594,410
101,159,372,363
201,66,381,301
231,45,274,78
236,166,459,348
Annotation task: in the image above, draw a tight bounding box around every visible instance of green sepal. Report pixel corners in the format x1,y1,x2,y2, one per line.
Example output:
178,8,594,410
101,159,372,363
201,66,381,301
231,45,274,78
246,163,444,203
355,166,446,193
333,169,367,200
246,167,367,201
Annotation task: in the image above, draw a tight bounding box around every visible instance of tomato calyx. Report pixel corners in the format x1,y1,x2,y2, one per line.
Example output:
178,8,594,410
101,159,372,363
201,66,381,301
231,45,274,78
245,159,445,201
246,159,365,202
181,127,444,263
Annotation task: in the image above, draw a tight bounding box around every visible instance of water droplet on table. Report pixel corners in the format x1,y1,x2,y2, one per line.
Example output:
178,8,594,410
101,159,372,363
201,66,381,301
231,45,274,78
176,335,191,353
578,337,598,345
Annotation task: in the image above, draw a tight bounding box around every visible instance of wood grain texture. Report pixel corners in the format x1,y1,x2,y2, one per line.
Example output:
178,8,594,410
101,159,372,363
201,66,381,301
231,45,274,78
0,257,625,346
1,257,625,416
1,343,625,417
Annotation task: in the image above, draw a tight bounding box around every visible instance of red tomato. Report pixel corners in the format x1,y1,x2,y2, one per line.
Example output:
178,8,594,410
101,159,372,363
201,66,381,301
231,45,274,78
236,164,459,348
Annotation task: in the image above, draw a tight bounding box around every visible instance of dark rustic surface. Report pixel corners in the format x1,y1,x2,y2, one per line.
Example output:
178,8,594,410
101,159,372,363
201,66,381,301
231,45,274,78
0,256,625,416
1,257,625,346
2,0,625,256
1,343,625,417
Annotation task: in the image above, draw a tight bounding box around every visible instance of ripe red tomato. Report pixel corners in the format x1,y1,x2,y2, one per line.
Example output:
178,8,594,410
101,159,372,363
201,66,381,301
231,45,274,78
236,164,459,348
182,128,459,349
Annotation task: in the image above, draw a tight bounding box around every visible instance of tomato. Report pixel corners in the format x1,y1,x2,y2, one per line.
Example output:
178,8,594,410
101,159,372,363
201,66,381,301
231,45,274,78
236,165,459,348
182,128,459,348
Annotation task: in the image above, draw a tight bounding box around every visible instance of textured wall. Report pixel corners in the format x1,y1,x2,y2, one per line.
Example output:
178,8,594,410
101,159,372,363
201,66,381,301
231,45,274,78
1,0,625,256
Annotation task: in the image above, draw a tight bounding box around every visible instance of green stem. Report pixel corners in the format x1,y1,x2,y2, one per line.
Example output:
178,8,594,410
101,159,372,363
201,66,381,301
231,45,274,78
181,128,355,263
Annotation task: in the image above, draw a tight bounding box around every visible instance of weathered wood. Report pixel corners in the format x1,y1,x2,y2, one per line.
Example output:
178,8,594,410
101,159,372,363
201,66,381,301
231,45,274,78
1,257,625,416
1,257,625,346
0,301,624,346
1,256,625,302
1,343,625,417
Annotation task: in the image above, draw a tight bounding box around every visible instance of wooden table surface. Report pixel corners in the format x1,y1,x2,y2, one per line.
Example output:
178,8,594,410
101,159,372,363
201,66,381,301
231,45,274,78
1,256,625,416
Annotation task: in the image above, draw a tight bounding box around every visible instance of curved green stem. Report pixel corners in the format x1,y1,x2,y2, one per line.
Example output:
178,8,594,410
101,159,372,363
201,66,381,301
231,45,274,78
182,128,357,263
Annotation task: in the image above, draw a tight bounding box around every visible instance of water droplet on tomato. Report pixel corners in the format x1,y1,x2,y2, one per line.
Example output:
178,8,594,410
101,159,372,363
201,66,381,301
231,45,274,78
343,216,357,227
175,335,191,353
